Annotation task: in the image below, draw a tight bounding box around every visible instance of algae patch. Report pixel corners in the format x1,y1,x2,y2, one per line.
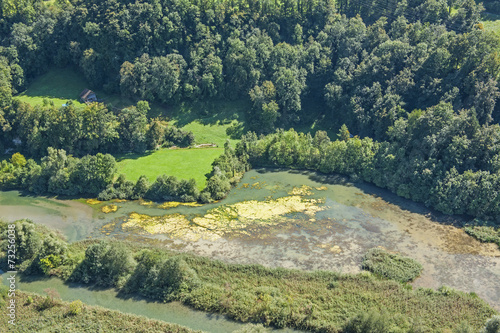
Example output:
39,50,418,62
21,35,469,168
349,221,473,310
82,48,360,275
118,195,327,241
317,243,342,254
158,201,203,209
122,213,219,241
86,198,102,205
288,185,313,196
101,204,118,213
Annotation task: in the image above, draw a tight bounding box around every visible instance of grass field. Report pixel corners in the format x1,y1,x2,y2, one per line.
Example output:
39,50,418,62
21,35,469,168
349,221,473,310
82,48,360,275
166,99,249,147
482,12,500,34
15,68,249,185
15,68,87,107
14,67,137,109
115,148,223,189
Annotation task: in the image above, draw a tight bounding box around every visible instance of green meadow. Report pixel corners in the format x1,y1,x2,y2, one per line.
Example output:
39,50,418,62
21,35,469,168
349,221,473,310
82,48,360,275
482,12,500,34
15,68,249,186
15,68,87,107
115,148,223,189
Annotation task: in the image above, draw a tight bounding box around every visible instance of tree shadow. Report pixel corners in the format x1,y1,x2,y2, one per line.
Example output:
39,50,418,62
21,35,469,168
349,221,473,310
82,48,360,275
167,99,250,128
254,168,469,227
113,150,156,163
352,181,469,227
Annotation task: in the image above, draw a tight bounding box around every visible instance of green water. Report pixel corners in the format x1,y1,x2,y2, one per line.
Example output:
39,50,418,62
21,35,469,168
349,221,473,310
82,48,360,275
1,168,499,314
1,273,290,333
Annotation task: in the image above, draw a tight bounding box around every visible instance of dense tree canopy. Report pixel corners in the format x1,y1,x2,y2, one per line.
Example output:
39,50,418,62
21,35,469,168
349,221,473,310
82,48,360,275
0,0,499,220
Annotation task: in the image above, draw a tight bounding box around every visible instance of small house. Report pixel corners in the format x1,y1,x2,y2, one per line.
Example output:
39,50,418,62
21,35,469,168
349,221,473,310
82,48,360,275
80,89,98,103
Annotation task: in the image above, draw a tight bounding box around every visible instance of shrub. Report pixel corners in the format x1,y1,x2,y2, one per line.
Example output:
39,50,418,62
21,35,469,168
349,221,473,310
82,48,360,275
464,226,500,248
68,300,83,316
481,316,500,333
39,254,63,274
343,311,396,333
362,248,423,283
156,257,201,299
37,288,61,310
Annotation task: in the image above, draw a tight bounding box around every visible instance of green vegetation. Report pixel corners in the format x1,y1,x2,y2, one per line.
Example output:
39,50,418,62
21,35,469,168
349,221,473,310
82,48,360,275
1,0,498,222
167,100,249,147
0,139,247,203
481,12,500,34
1,220,497,332
0,289,199,333
1,0,500,330
14,68,86,107
236,121,500,221
116,148,222,189
464,226,500,248
361,248,423,283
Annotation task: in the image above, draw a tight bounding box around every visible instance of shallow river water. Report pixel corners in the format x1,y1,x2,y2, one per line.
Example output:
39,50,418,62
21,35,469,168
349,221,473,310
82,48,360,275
1,169,499,315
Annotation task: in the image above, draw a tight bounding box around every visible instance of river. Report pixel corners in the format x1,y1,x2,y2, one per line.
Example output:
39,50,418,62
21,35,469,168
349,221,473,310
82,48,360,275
1,168,499,316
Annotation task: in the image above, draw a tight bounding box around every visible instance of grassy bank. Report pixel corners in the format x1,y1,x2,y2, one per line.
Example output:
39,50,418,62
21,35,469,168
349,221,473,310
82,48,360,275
166,99,249,147
465,225,500,249
0,289,201,333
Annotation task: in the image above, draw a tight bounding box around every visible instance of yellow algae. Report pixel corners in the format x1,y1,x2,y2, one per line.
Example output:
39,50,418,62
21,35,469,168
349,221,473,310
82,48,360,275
113,199,127,203
315,186,328,191
158,202,182,209
86,198,102,205
234,196,323,219
122,213,221,241
251,182,262,189
330,245,342,254
158,201,203,209
121,195,327,241
101,221,118,233
101,204,118,213
139,199,154,206
288,185,313,196
181,202,203,207
317,243,342,254
193,196,326,233
241,183,250,188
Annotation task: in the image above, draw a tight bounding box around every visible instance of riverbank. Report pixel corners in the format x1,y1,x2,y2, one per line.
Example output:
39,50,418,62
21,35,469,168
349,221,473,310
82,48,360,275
2,169,500,312
0,288,201,333
2,220,497,332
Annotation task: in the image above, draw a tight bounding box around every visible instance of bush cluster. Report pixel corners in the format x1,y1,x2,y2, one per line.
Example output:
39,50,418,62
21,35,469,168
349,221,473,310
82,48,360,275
361,248,423,283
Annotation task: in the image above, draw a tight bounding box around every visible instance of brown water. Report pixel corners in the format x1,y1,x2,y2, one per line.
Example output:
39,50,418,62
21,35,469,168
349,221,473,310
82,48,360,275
1,169,499,312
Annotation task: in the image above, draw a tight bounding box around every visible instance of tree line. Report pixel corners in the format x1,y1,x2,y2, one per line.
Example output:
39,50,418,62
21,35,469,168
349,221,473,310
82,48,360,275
234,110,500,221
0,138,248,202
0,99,194,157
0,0,498,139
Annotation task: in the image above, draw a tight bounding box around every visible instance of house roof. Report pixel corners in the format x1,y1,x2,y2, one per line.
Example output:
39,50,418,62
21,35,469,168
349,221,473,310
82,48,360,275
80,89,95,100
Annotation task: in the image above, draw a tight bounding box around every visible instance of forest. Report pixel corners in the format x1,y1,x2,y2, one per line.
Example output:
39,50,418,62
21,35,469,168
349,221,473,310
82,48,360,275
1,0,500,331
1,0,499,222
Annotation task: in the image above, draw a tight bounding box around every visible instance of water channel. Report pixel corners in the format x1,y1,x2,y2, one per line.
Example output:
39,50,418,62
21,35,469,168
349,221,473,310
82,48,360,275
1,169,499,324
